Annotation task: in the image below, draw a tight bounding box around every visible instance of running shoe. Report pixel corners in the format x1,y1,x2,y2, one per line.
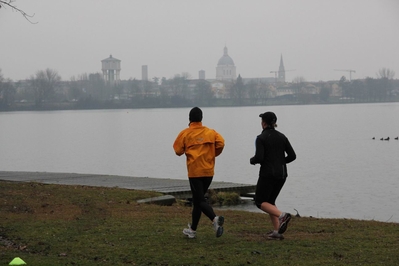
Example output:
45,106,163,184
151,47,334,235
183,224,196,239
213,216,224,238
267,231,284,240
278,212,291,234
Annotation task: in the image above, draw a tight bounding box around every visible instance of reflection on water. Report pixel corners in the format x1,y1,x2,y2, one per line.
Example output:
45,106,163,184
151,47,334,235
1,103,399,222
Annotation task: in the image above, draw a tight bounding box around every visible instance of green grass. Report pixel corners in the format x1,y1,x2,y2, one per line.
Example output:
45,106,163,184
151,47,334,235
1,181,398,265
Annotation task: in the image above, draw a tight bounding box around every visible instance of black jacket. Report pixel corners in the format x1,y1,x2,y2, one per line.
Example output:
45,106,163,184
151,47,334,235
250,127,296,179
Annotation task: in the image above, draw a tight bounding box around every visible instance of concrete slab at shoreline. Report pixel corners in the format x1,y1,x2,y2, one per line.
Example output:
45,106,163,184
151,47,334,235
0,171,256,199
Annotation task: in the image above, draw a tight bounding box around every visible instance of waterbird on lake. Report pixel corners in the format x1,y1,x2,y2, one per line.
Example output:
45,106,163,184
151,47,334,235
385,137,390,141
380,138,384,140
395,137,398,140
372,137,375,140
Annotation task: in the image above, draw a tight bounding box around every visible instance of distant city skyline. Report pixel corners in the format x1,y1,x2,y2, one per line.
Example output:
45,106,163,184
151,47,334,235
98,46,286,83
1,1,398,82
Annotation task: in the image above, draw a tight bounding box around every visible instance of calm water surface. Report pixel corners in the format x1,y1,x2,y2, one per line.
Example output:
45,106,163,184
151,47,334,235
1,103,398,222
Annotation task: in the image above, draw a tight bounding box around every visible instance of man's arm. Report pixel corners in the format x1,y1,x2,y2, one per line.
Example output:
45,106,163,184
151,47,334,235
173,131,185,156
215,132,225,157
285,139,296,164
250,137,264,165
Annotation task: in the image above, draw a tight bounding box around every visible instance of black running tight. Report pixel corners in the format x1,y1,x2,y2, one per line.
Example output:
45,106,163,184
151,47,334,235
189,177,216,231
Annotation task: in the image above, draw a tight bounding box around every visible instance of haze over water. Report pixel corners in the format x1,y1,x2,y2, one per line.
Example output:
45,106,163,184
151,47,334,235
1,103,399,222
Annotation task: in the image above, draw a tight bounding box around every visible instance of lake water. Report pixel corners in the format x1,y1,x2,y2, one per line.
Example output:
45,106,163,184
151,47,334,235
1,103,398,223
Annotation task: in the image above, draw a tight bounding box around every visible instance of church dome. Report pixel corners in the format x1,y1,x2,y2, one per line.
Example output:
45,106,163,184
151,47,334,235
217,46,235,66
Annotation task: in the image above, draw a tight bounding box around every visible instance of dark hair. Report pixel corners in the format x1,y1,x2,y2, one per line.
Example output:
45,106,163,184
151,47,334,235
259,111,277,125
189,107,203,122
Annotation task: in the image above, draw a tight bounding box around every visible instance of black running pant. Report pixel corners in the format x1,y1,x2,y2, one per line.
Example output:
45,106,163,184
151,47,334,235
189,177,216,231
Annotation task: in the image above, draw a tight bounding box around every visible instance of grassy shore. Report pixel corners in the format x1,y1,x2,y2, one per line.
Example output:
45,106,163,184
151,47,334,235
1,181,398,265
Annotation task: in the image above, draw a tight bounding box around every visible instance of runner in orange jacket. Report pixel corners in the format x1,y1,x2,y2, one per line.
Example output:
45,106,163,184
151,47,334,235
173,122,224,177
173,107,225,238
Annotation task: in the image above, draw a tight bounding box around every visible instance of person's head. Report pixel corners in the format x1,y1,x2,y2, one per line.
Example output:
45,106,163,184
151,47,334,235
259,111,277,128
189,107,203,123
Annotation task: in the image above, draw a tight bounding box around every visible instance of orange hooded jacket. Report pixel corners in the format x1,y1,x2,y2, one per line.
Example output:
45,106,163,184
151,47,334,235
173,122,224,178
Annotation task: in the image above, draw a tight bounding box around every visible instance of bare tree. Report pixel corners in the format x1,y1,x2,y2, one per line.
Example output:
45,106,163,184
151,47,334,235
375,68,396,100
0,0,36,23
292,76,306,84
30,68,61,106
292,76,306,96
194,80,214,106
0,69,17,107
230,74,246,105
377,68,395,79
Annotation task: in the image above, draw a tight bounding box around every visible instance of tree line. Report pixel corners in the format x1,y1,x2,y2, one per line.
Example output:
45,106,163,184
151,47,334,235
0,68,398,111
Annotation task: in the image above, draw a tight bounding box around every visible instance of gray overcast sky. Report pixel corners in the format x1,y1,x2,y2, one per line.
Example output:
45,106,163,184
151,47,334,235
1,0,398,82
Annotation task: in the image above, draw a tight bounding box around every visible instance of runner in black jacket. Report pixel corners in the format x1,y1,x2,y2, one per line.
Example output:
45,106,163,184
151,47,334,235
250,111,296,240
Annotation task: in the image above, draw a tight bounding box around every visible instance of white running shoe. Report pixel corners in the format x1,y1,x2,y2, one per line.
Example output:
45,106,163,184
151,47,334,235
267,231,284,240
183,224,196,239
213,216,224,238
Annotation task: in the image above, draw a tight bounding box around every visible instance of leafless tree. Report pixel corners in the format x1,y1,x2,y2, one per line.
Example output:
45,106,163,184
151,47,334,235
0,69,16,107
292,76,306,96
292,76,306,84
0,0,36,23
377,68,395,79
30,68,61,106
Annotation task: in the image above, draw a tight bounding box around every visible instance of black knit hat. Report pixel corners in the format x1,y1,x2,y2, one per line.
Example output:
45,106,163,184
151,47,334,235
259,111,277,125
189,107,203,122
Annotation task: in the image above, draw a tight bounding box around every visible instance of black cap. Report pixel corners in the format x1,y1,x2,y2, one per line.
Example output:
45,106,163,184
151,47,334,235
259,111,277,125
189,107,203,122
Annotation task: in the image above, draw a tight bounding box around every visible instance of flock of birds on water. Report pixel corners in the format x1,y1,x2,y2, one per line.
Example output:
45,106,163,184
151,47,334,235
372,136,399,141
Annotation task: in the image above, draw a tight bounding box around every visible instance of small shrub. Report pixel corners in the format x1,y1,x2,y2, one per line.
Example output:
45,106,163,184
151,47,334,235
216,192,241,206
206,189,218,205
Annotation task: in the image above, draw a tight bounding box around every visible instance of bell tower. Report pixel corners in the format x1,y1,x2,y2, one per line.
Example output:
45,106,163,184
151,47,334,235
278,54,285,83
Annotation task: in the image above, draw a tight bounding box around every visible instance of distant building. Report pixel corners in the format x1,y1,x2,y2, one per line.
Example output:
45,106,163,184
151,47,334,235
242,77,274,85
278,54,285,83
101,55,121,84
142,65,148,81
276,85,295,97
210,81,229,99
216,46,236,81
199,70,205,80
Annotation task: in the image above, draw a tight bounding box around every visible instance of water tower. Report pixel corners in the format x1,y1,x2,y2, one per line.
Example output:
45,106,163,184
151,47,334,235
101,55,121,84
